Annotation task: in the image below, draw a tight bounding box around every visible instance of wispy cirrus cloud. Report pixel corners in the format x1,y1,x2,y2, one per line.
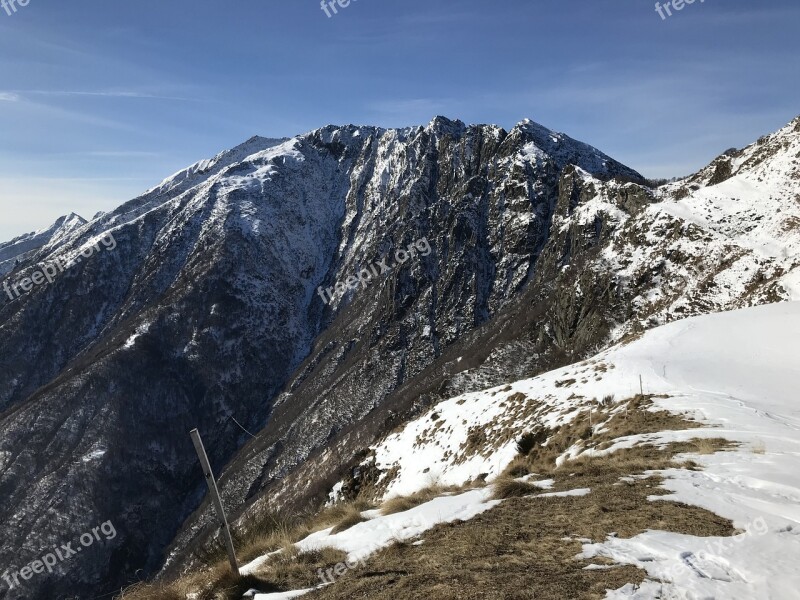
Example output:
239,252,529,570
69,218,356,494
78,150,162,158
2,90,196,101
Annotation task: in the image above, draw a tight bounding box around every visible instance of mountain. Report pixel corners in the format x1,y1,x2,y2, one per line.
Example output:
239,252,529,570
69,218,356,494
166,115,800,578
0,115,797,598
0,116,645,599
0,213,87,277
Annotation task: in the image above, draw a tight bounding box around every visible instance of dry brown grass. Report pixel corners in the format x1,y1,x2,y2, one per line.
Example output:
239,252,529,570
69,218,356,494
117,563,278,600
512,395,708,475
303,443,736,599
380,486,450,515
116,501,370,600
235,513,310,564
119,396,739,600
687,437,732,455
117,546,350,600
492,476,541,499
327,504,370,534
503,455,534,478
299,397,739,600
117,580,187,600
257,546,348,590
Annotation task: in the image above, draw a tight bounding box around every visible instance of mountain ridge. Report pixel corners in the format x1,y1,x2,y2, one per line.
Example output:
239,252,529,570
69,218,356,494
0,115,644,598
0,115,797,599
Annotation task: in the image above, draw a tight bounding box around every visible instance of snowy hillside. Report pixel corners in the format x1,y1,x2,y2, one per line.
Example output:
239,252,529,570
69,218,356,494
314,302,800,598
170,115,800,585
652,116,800,302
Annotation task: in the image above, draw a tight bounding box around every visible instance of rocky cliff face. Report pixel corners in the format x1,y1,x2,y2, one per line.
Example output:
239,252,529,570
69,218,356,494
0,117,645,598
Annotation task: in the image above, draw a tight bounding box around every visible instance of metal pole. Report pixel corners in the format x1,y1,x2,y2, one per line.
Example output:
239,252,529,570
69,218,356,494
190,428,240,575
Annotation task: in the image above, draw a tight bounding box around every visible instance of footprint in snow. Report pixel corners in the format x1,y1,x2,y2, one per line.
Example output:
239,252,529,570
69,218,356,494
679,551,747,583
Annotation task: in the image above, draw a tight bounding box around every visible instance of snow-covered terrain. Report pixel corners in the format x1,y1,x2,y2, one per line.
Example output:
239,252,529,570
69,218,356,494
326,302,800,598
568,117,800,344
0,212,87,276
2,115,798,598
242,487,500,577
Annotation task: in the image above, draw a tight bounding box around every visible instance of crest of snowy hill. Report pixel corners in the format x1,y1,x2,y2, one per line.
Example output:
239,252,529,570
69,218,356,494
331,301,800,598
144,135,292,199
651,115,800,300
548,115,800,344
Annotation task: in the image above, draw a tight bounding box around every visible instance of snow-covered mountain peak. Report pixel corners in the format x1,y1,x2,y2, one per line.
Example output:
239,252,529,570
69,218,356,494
641,115,800,304
0,212,88,275
145,135,291,199
671,114,800,193
510,118,642,180
425,115,468,136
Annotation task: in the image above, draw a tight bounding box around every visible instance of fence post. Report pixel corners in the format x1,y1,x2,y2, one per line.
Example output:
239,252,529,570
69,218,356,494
190,428,240,575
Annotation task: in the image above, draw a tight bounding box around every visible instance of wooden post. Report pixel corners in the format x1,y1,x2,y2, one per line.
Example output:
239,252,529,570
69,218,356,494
190,428,240,575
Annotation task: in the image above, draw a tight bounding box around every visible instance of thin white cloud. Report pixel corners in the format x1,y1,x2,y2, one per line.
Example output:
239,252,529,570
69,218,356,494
0,95,146,132
79,150,162,158
4,90,195,101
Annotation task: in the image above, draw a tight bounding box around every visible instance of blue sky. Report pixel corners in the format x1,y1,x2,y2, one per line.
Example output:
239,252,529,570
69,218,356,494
1,0,798,241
